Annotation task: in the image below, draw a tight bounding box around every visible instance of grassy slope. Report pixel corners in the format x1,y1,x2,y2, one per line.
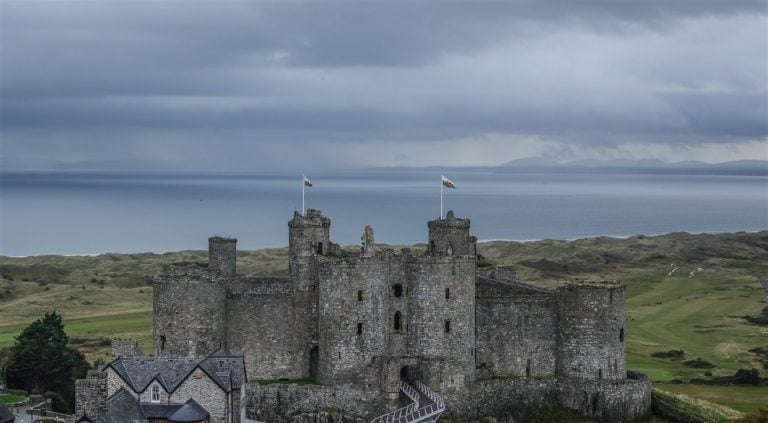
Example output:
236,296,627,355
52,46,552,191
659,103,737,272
1,232,766,410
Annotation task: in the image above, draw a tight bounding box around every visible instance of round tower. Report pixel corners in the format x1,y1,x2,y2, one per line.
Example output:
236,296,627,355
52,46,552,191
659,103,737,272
153,266,227,357
555,282,626,381
427,210,476,256
208,236,237,278
288,209,331,257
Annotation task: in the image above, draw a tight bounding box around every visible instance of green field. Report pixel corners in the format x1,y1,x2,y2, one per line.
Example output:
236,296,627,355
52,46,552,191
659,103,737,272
0,393,27,404
1,232,767,412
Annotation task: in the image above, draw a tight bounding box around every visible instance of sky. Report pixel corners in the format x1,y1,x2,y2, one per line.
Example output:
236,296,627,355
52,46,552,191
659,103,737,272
1,1,766,172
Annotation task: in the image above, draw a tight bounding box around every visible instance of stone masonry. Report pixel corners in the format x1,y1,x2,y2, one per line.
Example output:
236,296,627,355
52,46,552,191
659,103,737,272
153,209,651,422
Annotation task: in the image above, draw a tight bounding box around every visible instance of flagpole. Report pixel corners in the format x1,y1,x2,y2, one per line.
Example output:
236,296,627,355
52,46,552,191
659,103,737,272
440,176,443,219
302,175,305,215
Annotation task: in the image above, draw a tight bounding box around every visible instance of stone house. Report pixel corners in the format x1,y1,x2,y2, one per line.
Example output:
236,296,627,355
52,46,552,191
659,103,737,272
75,348,246,423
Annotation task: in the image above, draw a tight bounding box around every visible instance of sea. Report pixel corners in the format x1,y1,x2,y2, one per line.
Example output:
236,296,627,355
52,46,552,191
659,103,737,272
1,169,766,256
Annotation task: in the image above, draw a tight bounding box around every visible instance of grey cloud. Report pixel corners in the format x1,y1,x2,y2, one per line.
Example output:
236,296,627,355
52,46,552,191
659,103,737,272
1,0,765,171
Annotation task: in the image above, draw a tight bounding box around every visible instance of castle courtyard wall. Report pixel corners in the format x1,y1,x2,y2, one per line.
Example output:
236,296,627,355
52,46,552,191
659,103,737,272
225,277,301,379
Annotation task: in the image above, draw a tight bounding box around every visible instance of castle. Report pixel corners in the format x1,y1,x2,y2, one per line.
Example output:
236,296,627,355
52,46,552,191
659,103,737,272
153,209,651,422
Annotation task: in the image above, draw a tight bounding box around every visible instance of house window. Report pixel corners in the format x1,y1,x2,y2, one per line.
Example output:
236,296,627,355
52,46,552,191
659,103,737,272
445,288,450,300
358,290,363,301
151,384,160,403
394,311,402,331
444,320,451,333
357,323,363,335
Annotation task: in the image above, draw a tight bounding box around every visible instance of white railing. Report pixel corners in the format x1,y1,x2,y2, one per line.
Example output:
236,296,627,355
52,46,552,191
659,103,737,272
370,380,445,423
370,381,420,423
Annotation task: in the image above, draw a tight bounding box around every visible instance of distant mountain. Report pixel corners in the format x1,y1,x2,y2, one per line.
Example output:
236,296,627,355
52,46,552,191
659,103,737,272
497,158,767,176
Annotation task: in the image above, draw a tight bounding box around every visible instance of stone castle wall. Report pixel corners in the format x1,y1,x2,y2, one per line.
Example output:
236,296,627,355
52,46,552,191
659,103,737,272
555,283,626,381
225,277,299,379
404,256,476,391
316,257,390,390
475,277,557,379
153,266,227,358
75,370,107,418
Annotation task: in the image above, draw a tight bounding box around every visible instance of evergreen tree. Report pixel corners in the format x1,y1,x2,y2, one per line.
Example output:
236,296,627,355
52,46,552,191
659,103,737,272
7,311,89,412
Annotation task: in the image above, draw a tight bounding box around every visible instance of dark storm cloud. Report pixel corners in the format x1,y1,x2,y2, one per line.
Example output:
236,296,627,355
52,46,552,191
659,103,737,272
1,0,766,170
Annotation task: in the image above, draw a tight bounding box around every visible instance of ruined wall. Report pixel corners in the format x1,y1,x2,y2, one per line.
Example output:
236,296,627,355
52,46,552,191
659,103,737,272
110,338,143,358
316,256,389,390
153,266,227,357
475,278,557,379
246,382,385,423
404,255,476,391
225,277,303,379
558,377,652,422
555,283,626,381
75,370,107,418
441,376,651,423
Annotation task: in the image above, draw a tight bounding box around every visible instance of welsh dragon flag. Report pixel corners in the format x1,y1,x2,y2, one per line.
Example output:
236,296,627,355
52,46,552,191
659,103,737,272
303,175,313,187
441,175,456,188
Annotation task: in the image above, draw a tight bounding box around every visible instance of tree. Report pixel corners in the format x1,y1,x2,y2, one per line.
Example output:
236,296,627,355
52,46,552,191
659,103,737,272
6,311,89,412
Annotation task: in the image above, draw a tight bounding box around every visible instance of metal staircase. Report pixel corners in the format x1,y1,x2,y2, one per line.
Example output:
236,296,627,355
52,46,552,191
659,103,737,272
370,380,445,423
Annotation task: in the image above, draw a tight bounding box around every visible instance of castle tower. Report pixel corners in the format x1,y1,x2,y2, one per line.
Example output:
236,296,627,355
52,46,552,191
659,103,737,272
209,236,237,278
555,283,626,381
153,266,227,358
427,210,476,256
288,209,331,257
287,209,332,379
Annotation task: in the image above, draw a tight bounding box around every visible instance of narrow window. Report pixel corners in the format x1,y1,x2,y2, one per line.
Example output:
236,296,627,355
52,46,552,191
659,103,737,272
444,320,451,333
619,328,624,342
445,288,450,300
357,323,363,335
357,290,363,301
338,352,341,359
312,285,316,292
151,384,160,403
526,360,531,378
316,242,323,255
393,283,403,298
159,335,166,351
598,368,603,380
394,311,402,331
429,240,436,254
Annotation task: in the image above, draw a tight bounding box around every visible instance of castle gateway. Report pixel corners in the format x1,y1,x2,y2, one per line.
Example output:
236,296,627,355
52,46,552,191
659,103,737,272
153,210,651,422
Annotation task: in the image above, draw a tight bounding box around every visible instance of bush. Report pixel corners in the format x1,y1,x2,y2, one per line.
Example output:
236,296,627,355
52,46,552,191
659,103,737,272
731,368,760,385
683,357,716,369
43,391,69,414
651,349,685,359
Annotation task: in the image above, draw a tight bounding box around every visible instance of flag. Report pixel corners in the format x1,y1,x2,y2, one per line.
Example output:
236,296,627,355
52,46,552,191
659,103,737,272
441,175,455,188
304,176,313,187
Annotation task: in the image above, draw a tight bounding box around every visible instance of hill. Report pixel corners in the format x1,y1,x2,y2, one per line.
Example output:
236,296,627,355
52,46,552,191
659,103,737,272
1,231,766,411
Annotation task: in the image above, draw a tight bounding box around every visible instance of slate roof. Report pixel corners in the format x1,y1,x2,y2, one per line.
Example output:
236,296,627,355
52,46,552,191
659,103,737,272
0,402,14,423
76,390,212,423
168,399,209,422
102,388,144,422
104,351,245,395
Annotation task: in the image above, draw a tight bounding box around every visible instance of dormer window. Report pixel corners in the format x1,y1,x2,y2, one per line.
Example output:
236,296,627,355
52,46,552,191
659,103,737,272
151,384,160,403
